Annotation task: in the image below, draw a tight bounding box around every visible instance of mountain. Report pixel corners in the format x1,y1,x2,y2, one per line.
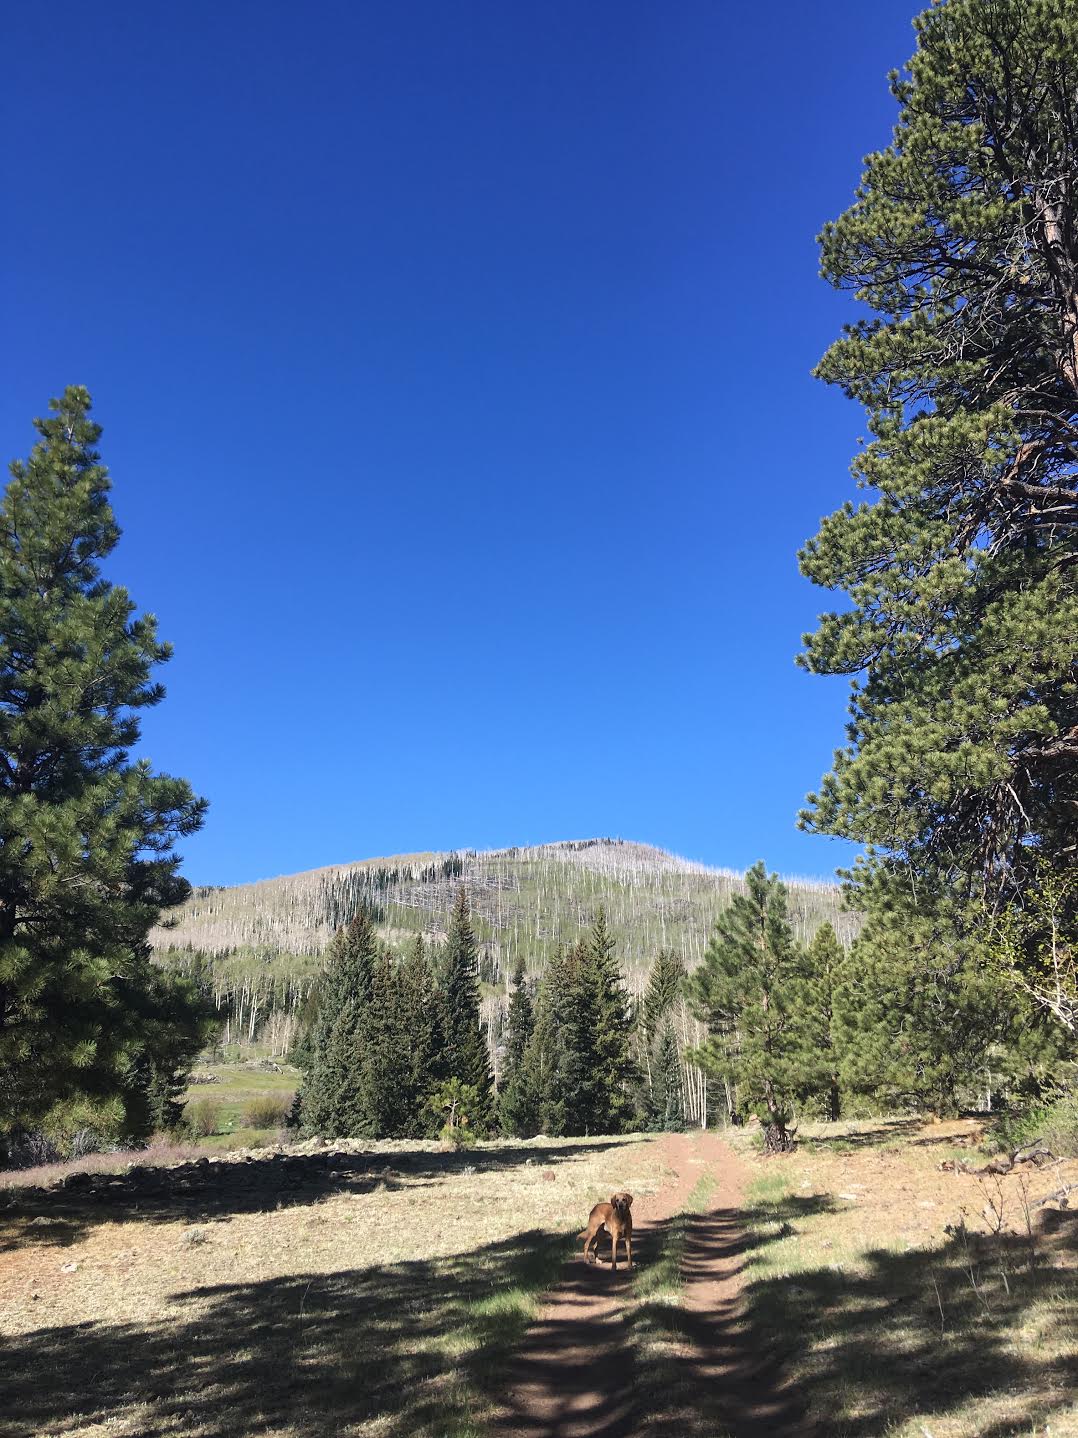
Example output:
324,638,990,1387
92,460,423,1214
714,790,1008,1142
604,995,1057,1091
153,838,856,987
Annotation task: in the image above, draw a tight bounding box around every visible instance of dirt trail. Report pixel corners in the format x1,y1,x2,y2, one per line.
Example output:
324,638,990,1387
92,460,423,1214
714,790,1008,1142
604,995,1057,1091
489,1132,809,1438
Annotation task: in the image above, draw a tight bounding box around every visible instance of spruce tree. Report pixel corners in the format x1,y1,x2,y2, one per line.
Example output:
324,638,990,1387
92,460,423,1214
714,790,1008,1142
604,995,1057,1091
801,0,1077,914
648,1024,685,1133
499,957,536,1136
0,388,206,1138
299,910,378,1137
396,934,441,1131
577,908,637,1134
438,889,493,1128
516,947,574,1137
687,864,809,1151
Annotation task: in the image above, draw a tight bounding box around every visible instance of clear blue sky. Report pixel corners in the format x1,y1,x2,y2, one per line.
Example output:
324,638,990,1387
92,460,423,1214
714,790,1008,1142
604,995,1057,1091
3,1,919,887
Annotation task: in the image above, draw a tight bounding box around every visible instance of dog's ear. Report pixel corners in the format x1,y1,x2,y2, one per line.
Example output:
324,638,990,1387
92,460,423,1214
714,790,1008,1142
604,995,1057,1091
625,1193,633,1208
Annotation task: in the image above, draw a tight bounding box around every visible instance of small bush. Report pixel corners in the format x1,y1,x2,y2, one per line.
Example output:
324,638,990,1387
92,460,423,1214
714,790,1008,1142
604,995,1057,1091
185,1098,222,1138
242,1095,293,1129
986,1089,1078,1158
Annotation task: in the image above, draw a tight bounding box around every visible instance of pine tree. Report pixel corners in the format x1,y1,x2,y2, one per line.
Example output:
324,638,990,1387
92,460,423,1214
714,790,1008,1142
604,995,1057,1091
396,934,441,1132
299,910,378,1137
801,924,844,1122
577,908,637,1134
831,881,1018,1116
801,1,1077,913
499,958,536,1136
0,388,207,1138
687,863,809,1151
647,1024,685,1132
516,947,574,1137
438,889,493,1129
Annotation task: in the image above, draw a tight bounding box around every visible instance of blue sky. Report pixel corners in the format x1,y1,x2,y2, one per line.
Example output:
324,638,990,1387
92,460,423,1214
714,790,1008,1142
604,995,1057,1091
3,1,919,886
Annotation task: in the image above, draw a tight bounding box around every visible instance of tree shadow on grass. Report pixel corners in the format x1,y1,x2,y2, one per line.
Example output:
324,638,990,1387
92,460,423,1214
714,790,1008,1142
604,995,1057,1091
740,1209,1078,1436
0,1227,571,1438
0,1137,631,1252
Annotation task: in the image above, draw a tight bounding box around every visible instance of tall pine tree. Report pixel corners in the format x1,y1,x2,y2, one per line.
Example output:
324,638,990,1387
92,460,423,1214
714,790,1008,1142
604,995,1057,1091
801,0,1077,922
499,957,536,1136
688,864,809,1151
438,889,493,1129
299,910,378,1137
0,388,206,1140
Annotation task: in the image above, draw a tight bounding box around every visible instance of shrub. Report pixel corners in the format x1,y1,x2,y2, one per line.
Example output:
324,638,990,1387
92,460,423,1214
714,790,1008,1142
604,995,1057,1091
242,1095,293,1129
185,1098,222,1138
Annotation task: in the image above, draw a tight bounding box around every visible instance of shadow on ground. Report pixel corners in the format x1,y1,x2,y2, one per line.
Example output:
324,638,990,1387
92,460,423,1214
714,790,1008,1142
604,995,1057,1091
0,1137,629,1251
4,1172,1074,1438
0,1227,568,1438
737,1204,1078,1437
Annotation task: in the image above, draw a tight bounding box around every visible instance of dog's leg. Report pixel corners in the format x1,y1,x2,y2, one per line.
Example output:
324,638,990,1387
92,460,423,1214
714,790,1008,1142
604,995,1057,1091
626,1232,633,1270
611,1231,619,1270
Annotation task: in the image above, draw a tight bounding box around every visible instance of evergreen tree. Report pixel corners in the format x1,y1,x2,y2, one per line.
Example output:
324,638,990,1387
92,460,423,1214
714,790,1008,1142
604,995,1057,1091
516,947,574,1137
801,923,845,1122
395,935,441,1134
576,908,637,1134
800,1,1077,905
647,1024,685,1132
688,864,809,1151
299,910,378,1137
438,889,493,1128
499,957,536,1136
0,388,207,1138
831,880,1028,1116
642,949,687,1050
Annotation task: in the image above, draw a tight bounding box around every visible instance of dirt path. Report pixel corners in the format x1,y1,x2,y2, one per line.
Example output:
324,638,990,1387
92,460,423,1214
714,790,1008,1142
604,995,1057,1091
489,1131,809,1438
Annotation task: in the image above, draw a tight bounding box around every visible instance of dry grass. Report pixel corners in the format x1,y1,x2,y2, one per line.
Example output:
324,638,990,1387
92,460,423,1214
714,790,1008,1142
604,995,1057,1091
731,1116,1078,1438
0,1131,672,1437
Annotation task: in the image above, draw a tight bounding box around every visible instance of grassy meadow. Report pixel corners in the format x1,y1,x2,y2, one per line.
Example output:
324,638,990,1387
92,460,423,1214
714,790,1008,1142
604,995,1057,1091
730,1119,1078,1437
1,1130,679,1438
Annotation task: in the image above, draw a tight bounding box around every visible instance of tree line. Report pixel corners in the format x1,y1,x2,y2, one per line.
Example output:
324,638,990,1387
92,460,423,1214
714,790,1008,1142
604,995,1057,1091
292,890,694,1142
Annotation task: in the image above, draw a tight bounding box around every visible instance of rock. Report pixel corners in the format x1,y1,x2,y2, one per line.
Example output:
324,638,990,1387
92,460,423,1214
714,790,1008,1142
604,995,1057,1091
541,1170,556,1183
63,1171,93,1191
60,1261,78,1273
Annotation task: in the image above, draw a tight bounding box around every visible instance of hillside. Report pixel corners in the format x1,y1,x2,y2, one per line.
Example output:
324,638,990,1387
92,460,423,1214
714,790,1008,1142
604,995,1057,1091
153,838,855,977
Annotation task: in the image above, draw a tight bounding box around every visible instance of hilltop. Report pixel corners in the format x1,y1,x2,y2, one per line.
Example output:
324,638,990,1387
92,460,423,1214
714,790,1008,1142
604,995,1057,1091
153,838,855,986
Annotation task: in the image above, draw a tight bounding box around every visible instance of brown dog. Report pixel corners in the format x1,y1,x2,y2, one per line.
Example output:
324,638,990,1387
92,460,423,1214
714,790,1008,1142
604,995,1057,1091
579,1191,633,1270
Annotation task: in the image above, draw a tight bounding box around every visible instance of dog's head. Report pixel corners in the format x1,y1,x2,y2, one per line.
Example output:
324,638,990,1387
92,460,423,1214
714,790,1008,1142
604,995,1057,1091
610,1191,633,1217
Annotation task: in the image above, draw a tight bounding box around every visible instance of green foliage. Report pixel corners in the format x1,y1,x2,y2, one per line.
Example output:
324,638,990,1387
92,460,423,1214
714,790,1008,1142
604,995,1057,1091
498,958,536,1136
567,909,638,1134
507,916,638,1138
426,1077,482,1149
242,1095,292,1129
124,966,216,1137
297,911,379,1137
647,1024,685,1132
363,938,441,1138
437,889,494,1128
688,864,815,1139
639,949,688,1131
801,0,1077,908
831,878,1033,1115
800,924,845,1121
0,388,206,1138
185,1097,222,1138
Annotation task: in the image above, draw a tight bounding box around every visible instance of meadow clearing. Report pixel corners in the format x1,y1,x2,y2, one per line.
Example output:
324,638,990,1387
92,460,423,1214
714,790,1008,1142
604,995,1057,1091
2,1104,1075,1438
